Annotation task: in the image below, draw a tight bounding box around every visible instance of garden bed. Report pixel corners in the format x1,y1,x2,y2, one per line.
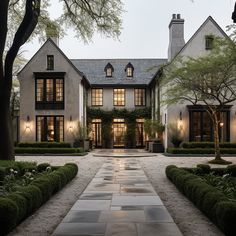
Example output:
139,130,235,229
166,164,236,236
0,161,78,235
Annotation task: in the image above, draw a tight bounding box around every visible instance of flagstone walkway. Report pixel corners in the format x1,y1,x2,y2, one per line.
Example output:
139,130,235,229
52,157,182,236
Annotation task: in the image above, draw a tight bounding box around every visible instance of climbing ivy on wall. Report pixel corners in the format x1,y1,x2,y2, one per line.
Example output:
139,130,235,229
87,107,151,148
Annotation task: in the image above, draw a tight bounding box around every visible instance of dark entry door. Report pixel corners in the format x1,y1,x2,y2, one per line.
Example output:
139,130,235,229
113,119,126,147
92,119,102,147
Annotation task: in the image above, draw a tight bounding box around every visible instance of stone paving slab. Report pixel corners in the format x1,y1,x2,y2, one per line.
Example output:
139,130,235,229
52,158,182,236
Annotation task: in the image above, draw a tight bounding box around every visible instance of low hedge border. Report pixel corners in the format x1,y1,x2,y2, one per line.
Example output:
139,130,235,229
167,148,236,155
166,165,236,236
0,163,78,236
182,142,236,149
17,142,71,148
15,147,85,154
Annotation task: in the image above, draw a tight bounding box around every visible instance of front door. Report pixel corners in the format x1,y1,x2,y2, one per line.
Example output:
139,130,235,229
113,119,126,147
136,119,145,147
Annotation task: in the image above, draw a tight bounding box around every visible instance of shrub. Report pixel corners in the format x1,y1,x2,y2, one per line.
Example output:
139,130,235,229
15,147,83,154
167,148,236,154
0,198,18,236
0,167,6,181
17,142,71,148
226,165,236,177
211,168,226,176
31,177,53,203
166,165,236,236
196,164,211,175
215,201,236,236
8,193,28,223
182,142,236,149
37,163,51,172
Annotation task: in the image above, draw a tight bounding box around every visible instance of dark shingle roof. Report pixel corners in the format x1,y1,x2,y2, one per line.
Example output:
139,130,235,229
71,59,167,86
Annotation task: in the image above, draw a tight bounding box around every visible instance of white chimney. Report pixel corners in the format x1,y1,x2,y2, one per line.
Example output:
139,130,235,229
168,14,185,61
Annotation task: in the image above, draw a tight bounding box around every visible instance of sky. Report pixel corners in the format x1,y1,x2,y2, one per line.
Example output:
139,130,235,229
22,0,235,60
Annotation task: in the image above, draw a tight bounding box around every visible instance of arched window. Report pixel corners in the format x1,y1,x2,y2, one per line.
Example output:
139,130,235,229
125,62,134,77
104,63,114,77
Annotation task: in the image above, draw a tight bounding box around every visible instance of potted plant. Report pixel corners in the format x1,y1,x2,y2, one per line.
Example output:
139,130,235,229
73,122,90,150
144,119,165,152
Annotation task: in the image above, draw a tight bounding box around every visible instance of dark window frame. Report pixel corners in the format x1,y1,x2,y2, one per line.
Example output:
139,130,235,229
125,62,134,77
91,88,103,106
188,105,230,142
134,88,146,106
35,72,65,110
47,55,54,70
104,63,114,77
205,35,214,50
36,115,64,142
113,88,125,106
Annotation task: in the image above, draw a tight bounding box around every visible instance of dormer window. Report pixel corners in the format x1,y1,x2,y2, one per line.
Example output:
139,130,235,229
205,35,214,50
104,63,114,77
125,63,134,77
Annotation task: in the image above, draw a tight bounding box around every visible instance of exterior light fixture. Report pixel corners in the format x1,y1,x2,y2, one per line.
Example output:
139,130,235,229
69,115,73,132
219,122,224,127
25,115,31,132
179,111,182,121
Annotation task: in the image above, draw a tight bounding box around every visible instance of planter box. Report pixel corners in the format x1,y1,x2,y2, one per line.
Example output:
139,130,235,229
152,142,164,153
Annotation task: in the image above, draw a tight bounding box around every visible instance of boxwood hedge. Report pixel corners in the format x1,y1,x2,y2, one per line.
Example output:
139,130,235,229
17,142,71,148
167,148,236,155
0,163,78,235
15,147,84,154
166,165,236,236
182,142,236,149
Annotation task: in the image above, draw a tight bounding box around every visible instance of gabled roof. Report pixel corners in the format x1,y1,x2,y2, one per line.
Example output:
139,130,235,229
71,58,167,86
18,38,85,79
173,16,229,60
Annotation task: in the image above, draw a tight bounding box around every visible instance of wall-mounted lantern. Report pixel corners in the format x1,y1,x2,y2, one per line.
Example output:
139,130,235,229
25,115,31,132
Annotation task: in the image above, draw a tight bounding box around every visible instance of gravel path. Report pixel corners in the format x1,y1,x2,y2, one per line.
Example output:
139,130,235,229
7,153,236,236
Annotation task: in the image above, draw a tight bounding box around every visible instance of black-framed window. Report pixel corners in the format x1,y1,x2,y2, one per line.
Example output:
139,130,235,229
205,35,214,50
104,63,114,77
36,116,64,142
47,55,54,70
134,88,146,106
35,72,65,110
125,63,134,77
91,89,103,106
188,106,230,142
113,88,125,106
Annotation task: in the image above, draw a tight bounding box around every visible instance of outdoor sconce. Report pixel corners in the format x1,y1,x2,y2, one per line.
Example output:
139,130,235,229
25,115,31,132
69,115,73,132
179,111,182,121
219,122,224,127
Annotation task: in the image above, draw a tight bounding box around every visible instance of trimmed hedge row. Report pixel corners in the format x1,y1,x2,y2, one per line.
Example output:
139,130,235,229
166,165,236,236
0,163,78,236
15,147,84,154
17,142,71,148
182,142,236,149
167,148,236,154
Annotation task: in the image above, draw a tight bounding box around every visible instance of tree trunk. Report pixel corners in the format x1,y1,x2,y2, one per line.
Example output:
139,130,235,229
0,79,14,160
213,112,221,160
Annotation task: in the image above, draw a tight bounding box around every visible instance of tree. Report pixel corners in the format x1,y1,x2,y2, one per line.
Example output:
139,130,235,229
0,0,123,160
162,37,236,164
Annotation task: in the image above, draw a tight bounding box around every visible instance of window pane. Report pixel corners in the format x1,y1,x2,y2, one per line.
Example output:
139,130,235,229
47,117,54,141
106,68,112,77
37,117,45,141
114,89,125,106
91,89,103,106
36,79,44,101
46,79,54,101
135,89,146,106
47,55,54,70
56,117,64,142
56,79,64,101
127,67,133,77
192,112,201,141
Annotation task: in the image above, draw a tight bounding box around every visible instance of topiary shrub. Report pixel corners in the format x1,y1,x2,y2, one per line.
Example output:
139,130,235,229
0,167,6,182
30,177,53,203
8,193,28,223
0,198,18,236
211,168,226,176
37,163,50,172
215,201,236,236
196,164,211,175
